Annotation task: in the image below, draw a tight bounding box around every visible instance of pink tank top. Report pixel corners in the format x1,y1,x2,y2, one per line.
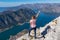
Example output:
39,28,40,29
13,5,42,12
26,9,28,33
30,19,36,28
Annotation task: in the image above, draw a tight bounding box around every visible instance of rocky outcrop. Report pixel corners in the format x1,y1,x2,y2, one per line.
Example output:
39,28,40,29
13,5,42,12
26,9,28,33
16,16,60,40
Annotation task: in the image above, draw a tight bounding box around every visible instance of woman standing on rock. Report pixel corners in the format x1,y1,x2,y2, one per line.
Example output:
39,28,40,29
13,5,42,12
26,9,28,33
29,16,36,39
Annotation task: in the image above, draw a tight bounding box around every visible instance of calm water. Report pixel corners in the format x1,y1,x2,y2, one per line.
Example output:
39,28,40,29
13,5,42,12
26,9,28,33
0,12,56,40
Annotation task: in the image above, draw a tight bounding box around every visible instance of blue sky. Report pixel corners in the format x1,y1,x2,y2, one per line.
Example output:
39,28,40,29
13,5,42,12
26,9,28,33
0,0,60,7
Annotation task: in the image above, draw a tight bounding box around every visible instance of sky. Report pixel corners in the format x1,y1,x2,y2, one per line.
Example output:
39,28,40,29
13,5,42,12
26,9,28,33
0,0,60,7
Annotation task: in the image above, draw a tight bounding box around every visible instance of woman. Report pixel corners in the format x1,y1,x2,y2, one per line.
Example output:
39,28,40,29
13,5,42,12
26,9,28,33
29,16,36,38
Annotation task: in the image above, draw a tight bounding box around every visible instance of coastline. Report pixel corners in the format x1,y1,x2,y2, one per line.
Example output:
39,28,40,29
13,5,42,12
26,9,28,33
0,22,26,33
9,29,28,40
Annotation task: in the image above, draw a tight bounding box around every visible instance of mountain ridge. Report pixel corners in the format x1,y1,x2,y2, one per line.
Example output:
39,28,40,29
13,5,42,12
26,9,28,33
0,8,37,32
0,3,60,13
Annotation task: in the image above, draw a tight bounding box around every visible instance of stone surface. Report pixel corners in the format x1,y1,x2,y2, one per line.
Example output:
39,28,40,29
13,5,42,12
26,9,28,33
16,16,60,40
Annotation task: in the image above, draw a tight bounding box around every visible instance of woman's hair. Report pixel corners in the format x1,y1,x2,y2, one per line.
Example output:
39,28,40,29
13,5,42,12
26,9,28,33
32,16,36,19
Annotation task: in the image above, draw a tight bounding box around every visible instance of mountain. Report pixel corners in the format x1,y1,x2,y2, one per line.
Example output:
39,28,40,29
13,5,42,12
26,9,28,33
1,3,60,13
0,8,37,29
0,3,60,30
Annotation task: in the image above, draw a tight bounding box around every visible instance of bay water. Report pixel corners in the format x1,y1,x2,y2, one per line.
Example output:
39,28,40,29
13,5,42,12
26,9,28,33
0,12,56,40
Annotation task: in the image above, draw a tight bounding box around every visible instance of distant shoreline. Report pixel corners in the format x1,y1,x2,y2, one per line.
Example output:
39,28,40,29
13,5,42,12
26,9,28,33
0,23,25,33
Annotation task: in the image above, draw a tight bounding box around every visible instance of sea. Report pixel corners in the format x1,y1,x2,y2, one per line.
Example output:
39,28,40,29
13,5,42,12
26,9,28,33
0,12,57,40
